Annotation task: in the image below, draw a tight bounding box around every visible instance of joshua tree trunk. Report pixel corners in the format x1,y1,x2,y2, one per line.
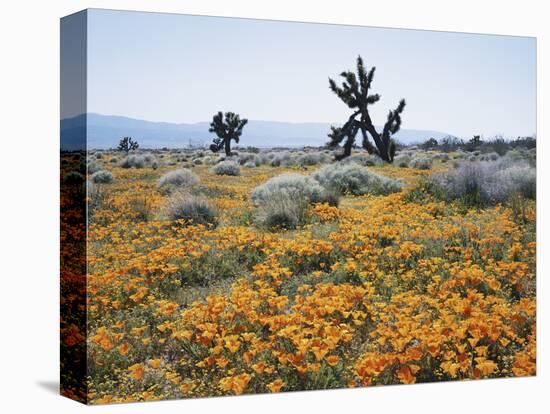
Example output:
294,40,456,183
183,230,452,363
361,115,393,162
342,138,353,159
224,139,231,156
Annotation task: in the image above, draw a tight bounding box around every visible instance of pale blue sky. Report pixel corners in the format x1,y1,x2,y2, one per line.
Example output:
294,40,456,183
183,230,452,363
87,9,536,138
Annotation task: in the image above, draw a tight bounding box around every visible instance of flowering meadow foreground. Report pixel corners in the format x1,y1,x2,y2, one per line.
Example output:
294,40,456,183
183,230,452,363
61,147,536,403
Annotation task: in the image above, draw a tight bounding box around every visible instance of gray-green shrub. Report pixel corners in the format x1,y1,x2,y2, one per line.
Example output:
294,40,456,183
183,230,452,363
91,170,113,184
255,193,309,229
250,173,336,206
211,161,241,176
313,162,402,196
409,156,433,170
119,154,145,168
164,193,217,226
157,169,199,190
297,152,324,166
430,159,536,206
87,161,101,174
63,171,84,185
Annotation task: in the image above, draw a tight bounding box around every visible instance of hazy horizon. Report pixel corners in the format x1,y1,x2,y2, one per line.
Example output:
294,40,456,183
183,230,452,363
80,9,536,139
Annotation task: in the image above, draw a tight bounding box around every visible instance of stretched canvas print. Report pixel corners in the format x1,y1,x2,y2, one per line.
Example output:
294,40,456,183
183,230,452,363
60,9,537,405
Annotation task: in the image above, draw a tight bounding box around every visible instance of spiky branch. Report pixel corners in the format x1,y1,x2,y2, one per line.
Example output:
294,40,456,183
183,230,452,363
117,136,139,153
208,111,248,156
328,55,406,162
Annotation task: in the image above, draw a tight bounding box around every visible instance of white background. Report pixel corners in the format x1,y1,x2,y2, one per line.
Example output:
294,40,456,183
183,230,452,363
0,0,547,412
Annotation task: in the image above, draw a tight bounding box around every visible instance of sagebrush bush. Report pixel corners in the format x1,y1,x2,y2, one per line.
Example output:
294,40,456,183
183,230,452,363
259,152,274,164
202,156,216,165
211,161,241,176
313,162,402,196
409,156,433,170
238,153,261,166
270,151,291,167
480,152,500,162
250,173,337,206
119,153,157,169
164,193,217,226
91,170,114,184
142,153,157,164
63,171,85,185
297,152,323,166
87,161,102,174
119,154,145,169
255,193,309,229
495,164,536,199
363,154,385,167
430,159,536,206
157,169,199,190
341,153,369,165
394,155,411,168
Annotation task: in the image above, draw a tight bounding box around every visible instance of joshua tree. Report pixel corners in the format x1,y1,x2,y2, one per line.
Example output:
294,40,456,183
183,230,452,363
421,138,439,150
328,55,406,162
208,111,248,156
117,136,139,153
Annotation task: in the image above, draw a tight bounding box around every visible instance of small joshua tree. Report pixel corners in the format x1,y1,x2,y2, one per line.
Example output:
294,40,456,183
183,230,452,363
117,136,139,153
421,138,439,150
208,111,248,156
465,135,482,152
328,55,406,162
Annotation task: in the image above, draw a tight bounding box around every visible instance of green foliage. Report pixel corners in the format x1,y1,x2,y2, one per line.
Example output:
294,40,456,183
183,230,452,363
328,55,406,162
421,138,438,149
117,136,139,153
209,111,248,156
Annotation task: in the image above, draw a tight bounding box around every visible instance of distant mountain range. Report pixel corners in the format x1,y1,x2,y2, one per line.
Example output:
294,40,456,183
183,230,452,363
61,113,454,150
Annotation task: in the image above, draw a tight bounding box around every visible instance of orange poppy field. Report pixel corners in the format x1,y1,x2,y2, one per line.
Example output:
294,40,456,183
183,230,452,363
60,147,536,404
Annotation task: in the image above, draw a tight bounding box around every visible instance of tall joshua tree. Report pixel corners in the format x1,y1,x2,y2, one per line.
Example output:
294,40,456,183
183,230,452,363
328,55,406,162
117,136,139,153
208,111,248,156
